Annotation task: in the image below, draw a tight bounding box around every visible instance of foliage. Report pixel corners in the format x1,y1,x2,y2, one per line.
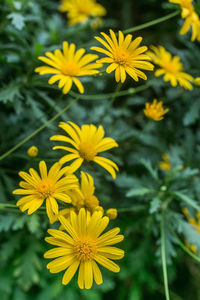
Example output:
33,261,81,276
1,0,200,299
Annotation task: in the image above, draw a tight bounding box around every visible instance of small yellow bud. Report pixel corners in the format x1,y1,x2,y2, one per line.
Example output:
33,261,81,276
27,146,38,157
106,208,118,220
194,77,200,86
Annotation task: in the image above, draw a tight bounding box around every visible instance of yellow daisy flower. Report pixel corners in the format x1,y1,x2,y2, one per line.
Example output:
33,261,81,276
144,99,169,121
35,42,102,94
44,208,124,289
13,161,78,224
90,29,154,83
68,171,99,211
50,121,119,179
169,0,200,41
148,46,193,90
159,154,171,171
59,0,106,26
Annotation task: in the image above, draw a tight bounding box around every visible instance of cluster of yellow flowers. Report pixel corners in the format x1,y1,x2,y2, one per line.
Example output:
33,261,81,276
13,122,124,289
169,0,200,41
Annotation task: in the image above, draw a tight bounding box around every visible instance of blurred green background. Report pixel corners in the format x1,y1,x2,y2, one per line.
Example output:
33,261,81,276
0,0,200,299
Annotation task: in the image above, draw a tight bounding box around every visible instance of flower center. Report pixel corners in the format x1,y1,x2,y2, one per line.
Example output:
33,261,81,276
84,195,99,210
79,142,97,161
61,63,80,77
37,180,54,199
162,62,178,74
113,48,131,66
77,3,91,15
74,238,97,261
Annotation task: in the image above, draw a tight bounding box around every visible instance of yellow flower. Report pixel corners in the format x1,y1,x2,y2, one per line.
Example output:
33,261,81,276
106,208,118,220
13,161,78,223
44,208,124,289
50,121,119,178
159,154,171,171
59,0,106,26
90,29,154,83
27,146,39,158
69,171,99,211
194,77,200,86
144,99,169,121
35,42,102,94
169,0,200,41
148,46,193,90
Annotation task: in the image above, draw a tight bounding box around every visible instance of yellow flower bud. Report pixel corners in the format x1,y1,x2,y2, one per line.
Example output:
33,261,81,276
27,146,38,157
194,77,200,86
106,208,118,220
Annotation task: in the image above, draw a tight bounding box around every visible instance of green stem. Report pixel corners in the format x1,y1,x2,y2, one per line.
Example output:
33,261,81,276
0,97,79,162
161,211,170,300
123,10,179,34
34,80,154,101
117,205,146,213
131,120,151,144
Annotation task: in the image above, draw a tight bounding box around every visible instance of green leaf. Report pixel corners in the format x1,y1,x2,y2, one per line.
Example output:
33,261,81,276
183,100,200,126
149,197,161,214
126,187,155,197
172,191,200,211
0,82,23,104
27,214,40,234
140,159,159,181
7,13,25,30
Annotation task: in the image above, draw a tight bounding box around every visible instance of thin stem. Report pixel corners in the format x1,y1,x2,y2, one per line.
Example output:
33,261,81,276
161,211,170,300
34,80,154,101
123,10,179,34
117,205,146,213
131,120,151,144
0,97,79,162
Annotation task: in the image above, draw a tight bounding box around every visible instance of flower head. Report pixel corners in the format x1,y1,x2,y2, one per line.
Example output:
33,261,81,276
159,154,171,171
35,42,102,94
69,171,99,211
59,0,106,26
144,99,169,121
148,46,193,90
27,146,39,157
169,0,200,41
13,161,78,223
50,121,119,178
44,208,124,289
106,208,118,220
91,29,154,83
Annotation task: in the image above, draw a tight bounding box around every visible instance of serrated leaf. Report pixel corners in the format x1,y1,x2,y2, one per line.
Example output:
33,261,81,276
172,191,200,211
7,13,25,30
183,100,200,126
0,82,23,104
27,214,40,234
140,159,159,181
149,198,161,214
